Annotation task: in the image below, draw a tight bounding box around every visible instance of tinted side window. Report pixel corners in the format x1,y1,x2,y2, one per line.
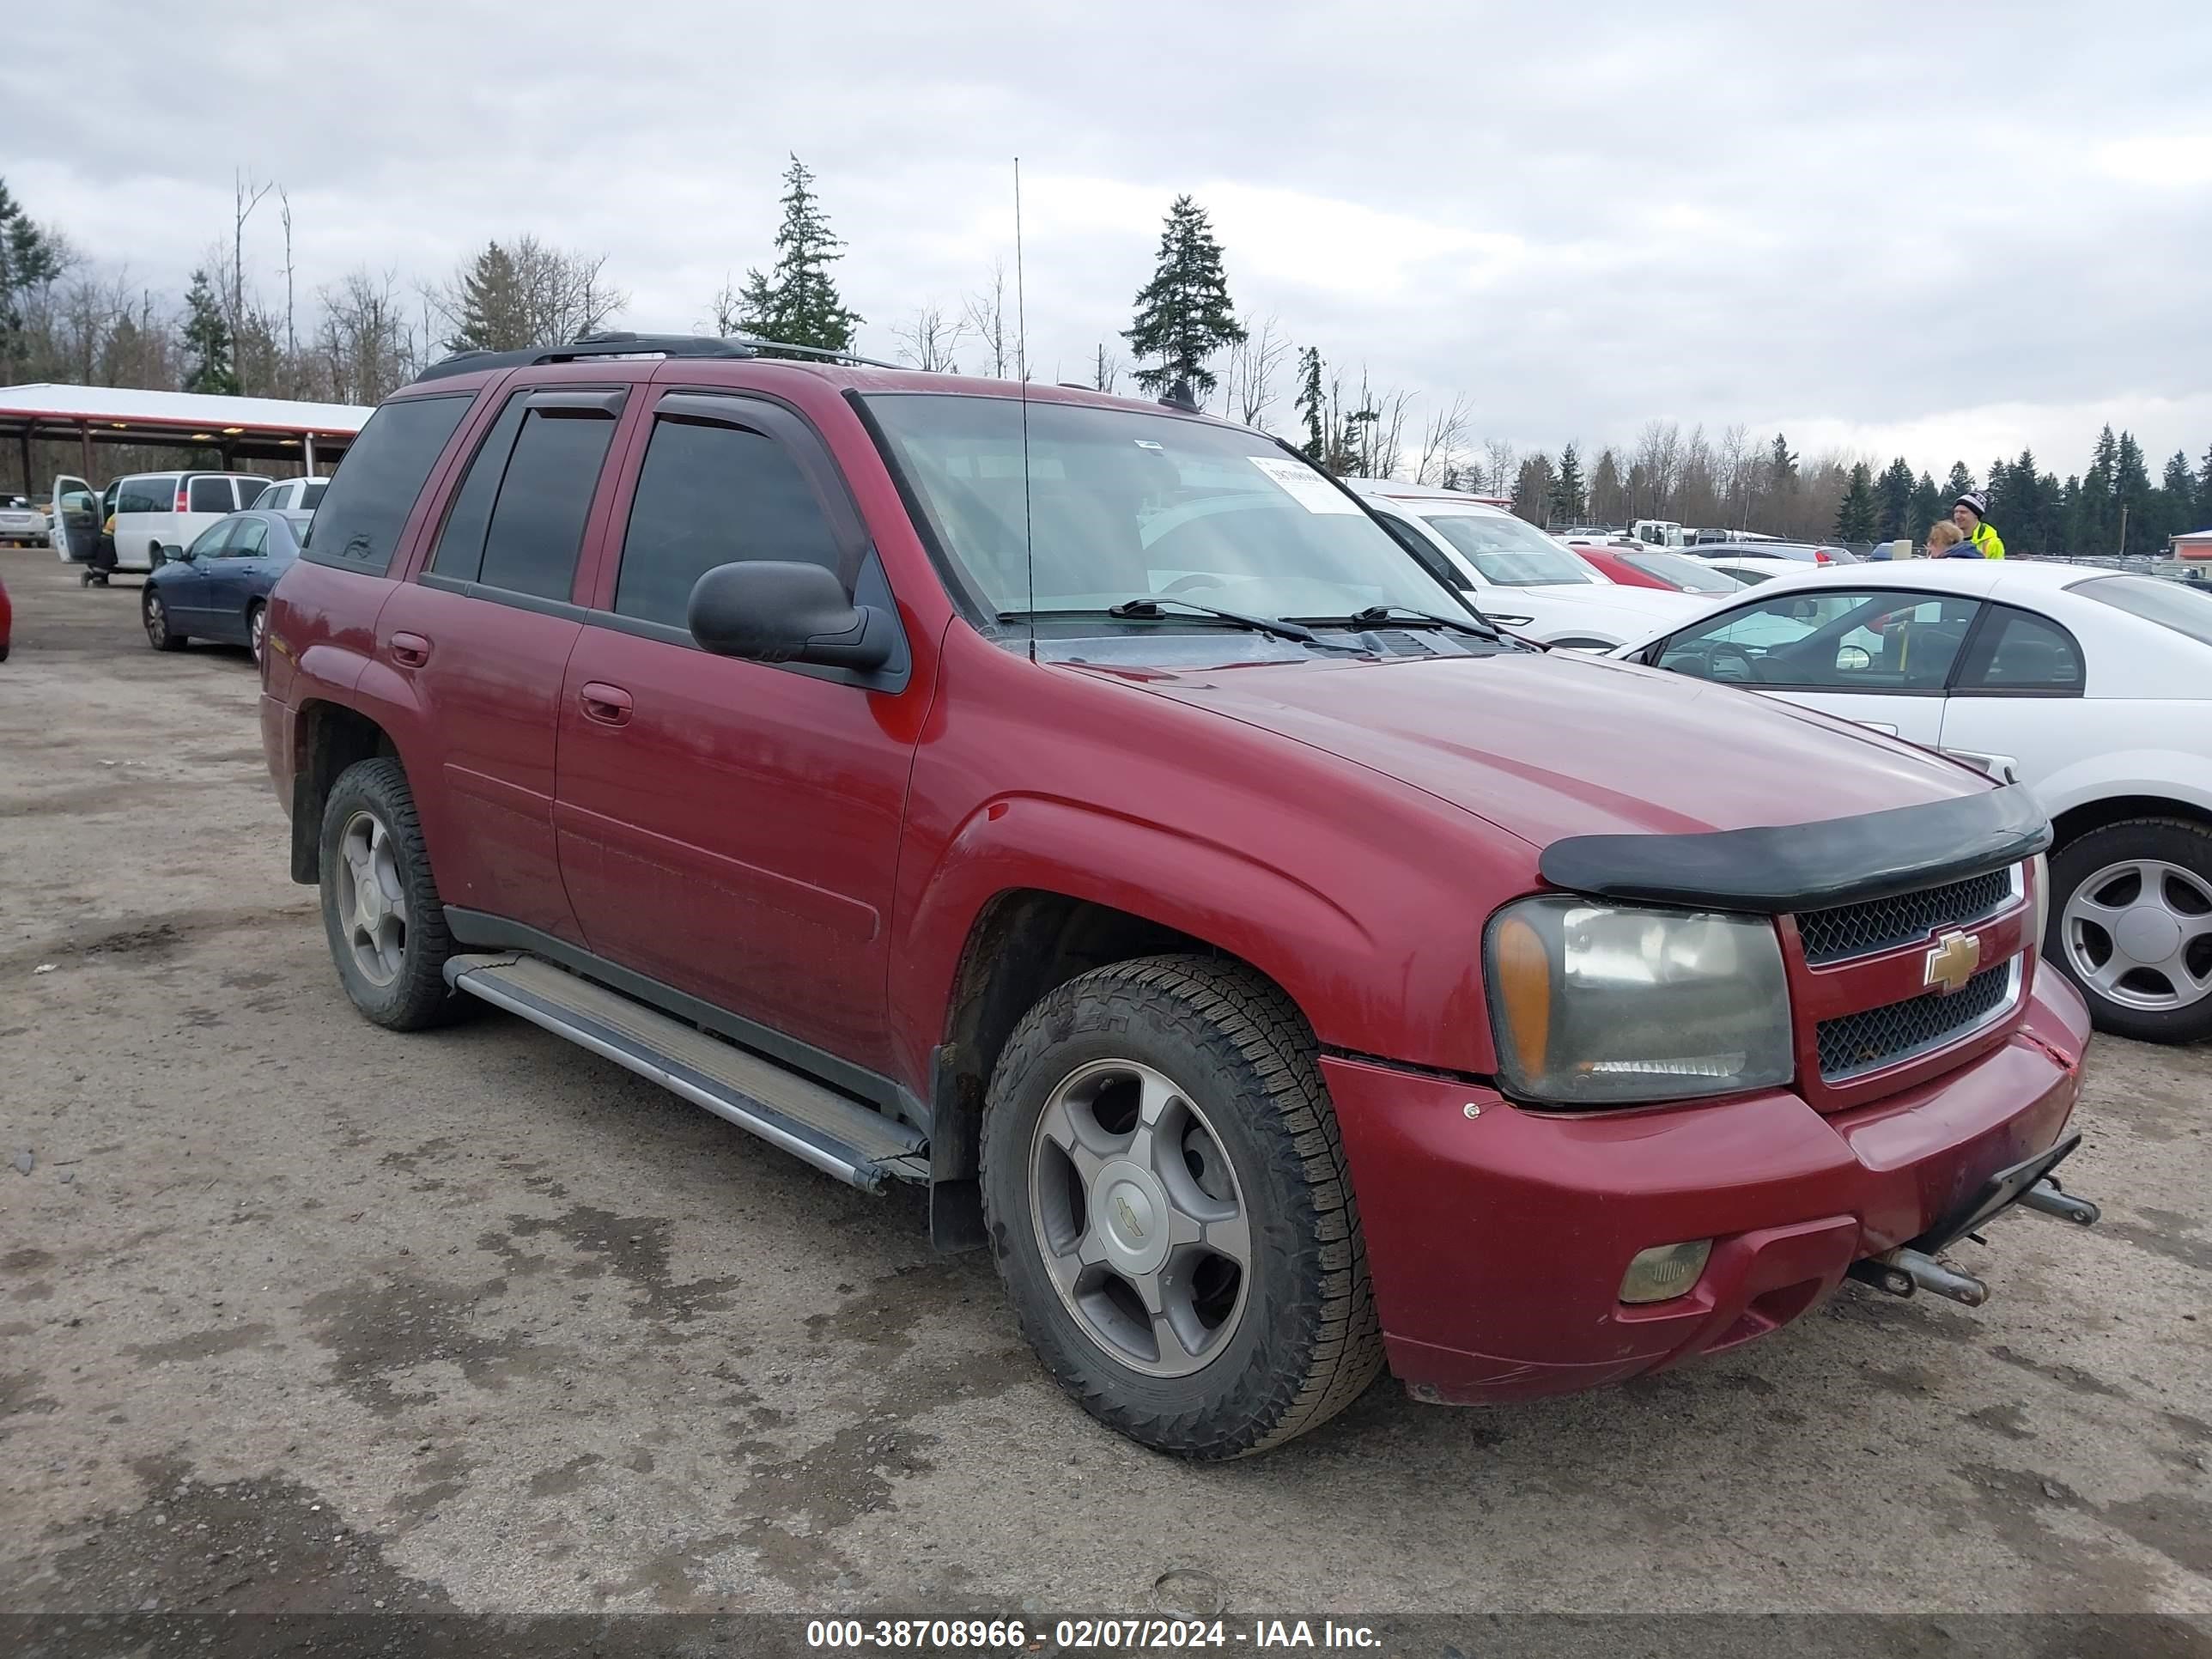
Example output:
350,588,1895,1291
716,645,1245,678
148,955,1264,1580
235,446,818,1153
428,397,531,582
475,410,618,601
227,519,270,557
235,477,274,503
1957,605,2084,693
189,477,233,513
613,416,847,629
304,394,472,575
118,477,173,515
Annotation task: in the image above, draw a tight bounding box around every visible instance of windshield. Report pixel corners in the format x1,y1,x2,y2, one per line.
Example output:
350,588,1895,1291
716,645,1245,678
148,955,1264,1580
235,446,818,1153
2072,574,2212,647
1417,512,1596,586
1626,550,1741,592
863,394,1466,622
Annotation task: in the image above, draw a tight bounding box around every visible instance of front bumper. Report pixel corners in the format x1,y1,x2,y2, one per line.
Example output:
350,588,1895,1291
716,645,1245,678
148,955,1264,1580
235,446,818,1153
1323,963,2092,1404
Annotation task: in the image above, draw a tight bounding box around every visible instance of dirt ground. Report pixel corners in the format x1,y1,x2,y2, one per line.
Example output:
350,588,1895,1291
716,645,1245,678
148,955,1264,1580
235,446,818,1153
1,544,2207,1629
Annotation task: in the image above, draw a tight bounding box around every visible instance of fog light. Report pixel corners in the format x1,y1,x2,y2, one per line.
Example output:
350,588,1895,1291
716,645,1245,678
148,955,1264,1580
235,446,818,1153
1619,1240,1712,1304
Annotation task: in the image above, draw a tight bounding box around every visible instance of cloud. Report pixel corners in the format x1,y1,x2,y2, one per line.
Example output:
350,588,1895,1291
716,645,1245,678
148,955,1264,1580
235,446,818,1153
9,0,2209,477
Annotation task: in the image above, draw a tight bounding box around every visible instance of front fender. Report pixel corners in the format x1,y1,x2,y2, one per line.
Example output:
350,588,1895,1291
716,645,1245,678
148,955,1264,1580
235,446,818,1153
889,791,1496,1085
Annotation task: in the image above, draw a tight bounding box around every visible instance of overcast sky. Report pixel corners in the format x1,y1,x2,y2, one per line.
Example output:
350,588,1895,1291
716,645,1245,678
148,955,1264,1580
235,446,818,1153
17,1,2212,478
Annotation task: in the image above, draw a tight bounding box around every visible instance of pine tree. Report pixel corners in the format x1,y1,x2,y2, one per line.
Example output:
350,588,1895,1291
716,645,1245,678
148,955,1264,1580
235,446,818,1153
2154,450,2197,550
1990,450,2045,555
1589,448,1624,524
1768,433,1797,487
1942,461,1978,504
1549,443,1587,523
2113,431,2152,553
1874,457,1916,541
447,241,527,351
1293,347,1325,464
0,177,64,375
1909,471,1942,542
181,268,240,395
1125,195,1245,398
2197,444,2212,527
1513,453,1555,526
1833,462,1876,541
2079,426,2118,553
737,155,861,355
2060,475,2083,552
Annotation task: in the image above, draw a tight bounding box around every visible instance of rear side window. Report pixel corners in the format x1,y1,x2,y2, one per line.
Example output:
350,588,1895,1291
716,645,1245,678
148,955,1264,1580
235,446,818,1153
1955,605,2084,694
235,477,274,502
475,409,619,601
301,480,327,509
2072,574,2212,647
612,415,847,629
117,477,173,515
303,394,472,575
189,477,234,512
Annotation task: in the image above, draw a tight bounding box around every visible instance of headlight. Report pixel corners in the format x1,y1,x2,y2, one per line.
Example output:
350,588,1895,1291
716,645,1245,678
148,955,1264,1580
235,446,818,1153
1484,896,1794,1105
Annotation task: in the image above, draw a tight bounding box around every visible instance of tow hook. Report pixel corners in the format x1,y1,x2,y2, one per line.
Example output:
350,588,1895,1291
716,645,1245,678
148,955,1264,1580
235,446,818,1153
2018,1177,2100,1225
1849,1249,1990,1306
1847,1176,2102,1307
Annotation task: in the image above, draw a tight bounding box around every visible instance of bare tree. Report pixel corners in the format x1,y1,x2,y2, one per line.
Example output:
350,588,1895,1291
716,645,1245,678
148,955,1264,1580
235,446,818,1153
962,261,1016,380
1414,394,1471,487
318,267,417,406
890,303,966,372
703,274,744,337
279,188,296,368
1219,314,1290,428
1481,438,1518,498
1091,343,1120,393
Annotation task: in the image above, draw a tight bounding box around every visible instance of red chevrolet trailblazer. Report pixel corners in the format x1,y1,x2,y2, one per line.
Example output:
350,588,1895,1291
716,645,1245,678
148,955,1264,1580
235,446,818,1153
258,333,2100,1457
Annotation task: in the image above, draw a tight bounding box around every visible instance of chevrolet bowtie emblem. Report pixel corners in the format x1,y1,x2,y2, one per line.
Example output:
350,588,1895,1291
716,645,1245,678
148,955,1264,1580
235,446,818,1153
1924,929,1981,994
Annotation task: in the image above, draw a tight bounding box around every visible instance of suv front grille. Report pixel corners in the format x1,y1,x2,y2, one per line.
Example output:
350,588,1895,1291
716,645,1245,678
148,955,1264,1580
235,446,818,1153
1797,868,2014,966
1816,963,2016,1081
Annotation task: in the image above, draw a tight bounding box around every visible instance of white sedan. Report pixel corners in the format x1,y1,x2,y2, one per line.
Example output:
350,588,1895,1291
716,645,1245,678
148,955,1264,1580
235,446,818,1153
1610,557,2212,1043
1349,479,1713,648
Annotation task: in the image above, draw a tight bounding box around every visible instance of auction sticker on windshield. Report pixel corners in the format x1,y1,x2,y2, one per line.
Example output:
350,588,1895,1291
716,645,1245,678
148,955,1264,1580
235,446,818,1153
1248,456,1359,513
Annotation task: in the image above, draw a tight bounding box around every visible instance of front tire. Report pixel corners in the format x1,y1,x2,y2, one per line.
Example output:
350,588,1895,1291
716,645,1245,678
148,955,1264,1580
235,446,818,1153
2048,817,2212,1043
143,588,186,650
319,757,464,1030
981,956,1382,1458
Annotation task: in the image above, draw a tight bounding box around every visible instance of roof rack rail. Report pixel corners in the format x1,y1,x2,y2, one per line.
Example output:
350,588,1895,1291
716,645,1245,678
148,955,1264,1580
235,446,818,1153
413,331,905,384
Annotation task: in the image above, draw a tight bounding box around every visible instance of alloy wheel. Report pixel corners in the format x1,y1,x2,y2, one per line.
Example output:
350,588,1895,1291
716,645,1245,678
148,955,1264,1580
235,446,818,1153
143,593,167,647
1028,1058,1252,1377
2062,858,2212,1011
335,810,409,988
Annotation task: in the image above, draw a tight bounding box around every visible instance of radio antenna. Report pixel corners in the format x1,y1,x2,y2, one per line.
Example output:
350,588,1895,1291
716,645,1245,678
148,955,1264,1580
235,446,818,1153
1015,155,1036,665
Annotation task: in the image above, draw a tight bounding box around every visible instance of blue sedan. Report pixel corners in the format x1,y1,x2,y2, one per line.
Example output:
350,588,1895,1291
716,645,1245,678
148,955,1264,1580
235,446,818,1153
142,509,311,663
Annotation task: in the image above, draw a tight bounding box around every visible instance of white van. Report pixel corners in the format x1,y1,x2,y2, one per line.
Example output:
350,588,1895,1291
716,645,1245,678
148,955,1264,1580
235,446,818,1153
97,471,274,572
247,477,328,514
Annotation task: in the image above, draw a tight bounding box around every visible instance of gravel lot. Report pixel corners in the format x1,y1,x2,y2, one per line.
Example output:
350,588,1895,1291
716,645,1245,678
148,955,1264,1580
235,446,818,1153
1,544,2207,1628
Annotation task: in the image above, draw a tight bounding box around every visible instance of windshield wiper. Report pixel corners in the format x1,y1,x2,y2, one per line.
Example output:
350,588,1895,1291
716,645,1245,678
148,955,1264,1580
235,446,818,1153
1000,599,1364,652
1295,604,1515,645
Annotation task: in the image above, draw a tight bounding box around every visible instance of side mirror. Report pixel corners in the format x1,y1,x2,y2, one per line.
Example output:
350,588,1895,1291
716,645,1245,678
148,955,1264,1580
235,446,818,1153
687,561,894,672
161,544,186,564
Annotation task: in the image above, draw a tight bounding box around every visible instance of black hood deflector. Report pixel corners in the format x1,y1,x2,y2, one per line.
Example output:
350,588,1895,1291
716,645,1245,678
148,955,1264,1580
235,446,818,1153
1538,783,2051,914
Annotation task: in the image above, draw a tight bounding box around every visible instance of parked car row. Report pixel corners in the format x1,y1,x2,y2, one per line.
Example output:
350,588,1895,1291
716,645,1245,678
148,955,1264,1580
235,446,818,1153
47,471,325,583
246,334,2106,1461
141,507,313,661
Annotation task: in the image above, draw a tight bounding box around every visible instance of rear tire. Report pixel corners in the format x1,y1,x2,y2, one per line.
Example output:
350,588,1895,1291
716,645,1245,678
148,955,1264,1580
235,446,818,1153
143,588,186,650
980,955,1382,1458
319,757,465,1030
248,601,268,665
2048,817,2212,1044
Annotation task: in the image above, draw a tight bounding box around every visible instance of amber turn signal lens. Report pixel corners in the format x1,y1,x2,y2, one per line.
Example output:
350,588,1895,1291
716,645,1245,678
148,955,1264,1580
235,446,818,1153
1492,914,1551,1078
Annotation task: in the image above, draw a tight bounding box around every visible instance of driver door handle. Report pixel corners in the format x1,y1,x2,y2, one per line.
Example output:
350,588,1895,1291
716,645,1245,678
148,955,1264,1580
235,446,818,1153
390,631,431,668
579,682,633,726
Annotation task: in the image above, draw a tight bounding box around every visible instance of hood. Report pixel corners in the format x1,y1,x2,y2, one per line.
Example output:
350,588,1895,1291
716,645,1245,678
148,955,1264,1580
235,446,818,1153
1113,647,1988,852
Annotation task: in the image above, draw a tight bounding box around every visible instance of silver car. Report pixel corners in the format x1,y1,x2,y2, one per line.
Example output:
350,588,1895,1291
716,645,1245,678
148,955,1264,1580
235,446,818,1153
0,495,46,547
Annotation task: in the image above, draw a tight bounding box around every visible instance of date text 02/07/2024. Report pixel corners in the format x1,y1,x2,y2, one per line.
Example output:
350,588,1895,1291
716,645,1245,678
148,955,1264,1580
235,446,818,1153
802,1618,1382,1650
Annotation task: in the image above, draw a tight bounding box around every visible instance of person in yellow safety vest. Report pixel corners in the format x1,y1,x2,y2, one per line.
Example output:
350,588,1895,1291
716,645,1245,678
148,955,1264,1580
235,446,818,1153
1951,490,2005,558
